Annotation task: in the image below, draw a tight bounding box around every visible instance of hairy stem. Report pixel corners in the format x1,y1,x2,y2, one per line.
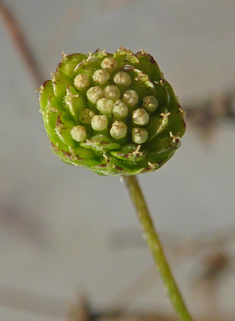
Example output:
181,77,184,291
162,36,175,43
121,175,193,321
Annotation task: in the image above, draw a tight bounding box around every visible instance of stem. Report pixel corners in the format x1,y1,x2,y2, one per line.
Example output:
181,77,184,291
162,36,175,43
121,175,194,321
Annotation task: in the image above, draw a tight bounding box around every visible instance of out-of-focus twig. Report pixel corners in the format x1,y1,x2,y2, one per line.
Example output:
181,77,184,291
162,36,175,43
0,285,68,318
183,91,235,143
0,205,48,249
0,0,45,86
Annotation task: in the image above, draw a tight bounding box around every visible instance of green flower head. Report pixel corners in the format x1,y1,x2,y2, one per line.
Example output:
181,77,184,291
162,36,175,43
39,47,185,175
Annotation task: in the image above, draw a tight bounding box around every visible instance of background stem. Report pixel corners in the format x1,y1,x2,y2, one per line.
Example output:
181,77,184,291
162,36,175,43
121,175,194,321
0,1,45,86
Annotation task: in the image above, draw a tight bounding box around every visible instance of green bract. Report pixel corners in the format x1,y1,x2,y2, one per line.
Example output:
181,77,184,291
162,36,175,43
39,48,186,175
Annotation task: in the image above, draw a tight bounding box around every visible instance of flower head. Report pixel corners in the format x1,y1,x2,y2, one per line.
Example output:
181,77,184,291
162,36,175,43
39,48,185,175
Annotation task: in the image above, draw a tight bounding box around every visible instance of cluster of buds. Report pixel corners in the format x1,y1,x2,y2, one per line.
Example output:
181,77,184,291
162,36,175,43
39,48,185,175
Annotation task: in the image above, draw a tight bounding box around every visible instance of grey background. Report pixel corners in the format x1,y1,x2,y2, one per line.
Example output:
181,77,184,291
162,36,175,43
0,0,235,320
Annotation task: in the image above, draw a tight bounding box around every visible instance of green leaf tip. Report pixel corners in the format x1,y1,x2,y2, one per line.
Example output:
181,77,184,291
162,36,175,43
39,48,186,176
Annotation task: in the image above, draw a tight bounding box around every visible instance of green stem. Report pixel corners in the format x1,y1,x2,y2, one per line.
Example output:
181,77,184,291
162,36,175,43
121,175,193,321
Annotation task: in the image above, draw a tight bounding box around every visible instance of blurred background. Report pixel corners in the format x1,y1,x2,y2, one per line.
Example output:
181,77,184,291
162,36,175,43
0,0,235,320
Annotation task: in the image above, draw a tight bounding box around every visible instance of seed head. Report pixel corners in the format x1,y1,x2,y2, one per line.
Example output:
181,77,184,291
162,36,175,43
122,90,138,107
103,85,121,100
91,115,108,131
93,69,110,85
70,125,87,142
110,121,127,139
101,57,118,71
96,98,114,115
142,96,158,112
113,72,132,86
132,128,148,144
112,100,128,118
86,86,103,104
74,74,90,89
132,108,149,125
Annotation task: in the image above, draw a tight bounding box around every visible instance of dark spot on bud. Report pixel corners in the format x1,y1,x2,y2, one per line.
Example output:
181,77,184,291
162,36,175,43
115,166,124,171
76,156,85,161
148,55,157,64
94,48,101,53
51,142,58,153
62,150,72,159
56,113,62,126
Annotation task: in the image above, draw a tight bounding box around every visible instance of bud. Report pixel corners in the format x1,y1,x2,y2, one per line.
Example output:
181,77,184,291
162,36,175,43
39,48,186,175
